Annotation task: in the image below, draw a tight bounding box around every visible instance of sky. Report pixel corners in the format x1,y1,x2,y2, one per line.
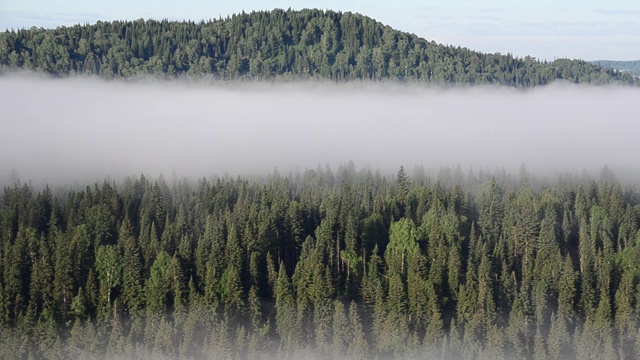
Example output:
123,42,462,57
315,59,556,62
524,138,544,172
1,74,639,185
0,0,638,61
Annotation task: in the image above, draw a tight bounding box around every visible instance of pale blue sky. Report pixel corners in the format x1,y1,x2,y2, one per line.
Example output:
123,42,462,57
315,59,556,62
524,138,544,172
1,0,638,61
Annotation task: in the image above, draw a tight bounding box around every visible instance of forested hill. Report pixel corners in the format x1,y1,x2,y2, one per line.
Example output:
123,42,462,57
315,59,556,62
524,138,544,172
592,60,640,77
1,8,637,87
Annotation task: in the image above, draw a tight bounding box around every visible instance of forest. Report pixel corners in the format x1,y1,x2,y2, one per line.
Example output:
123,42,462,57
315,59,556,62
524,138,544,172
592,61,640,77
1,164,640,359
0,8,638,87
2,8,639,360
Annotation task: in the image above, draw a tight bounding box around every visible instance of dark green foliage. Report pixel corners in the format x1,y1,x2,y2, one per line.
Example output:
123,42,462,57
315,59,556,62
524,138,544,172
0,9,637,86
119,217,144,315
1,165,640,359
145,251,171,314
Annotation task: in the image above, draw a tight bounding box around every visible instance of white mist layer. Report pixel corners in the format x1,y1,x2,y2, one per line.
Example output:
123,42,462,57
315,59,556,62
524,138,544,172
1,74,639,184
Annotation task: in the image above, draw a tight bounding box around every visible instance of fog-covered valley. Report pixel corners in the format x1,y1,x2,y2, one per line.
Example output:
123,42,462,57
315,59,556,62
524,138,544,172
3,74,640,360
2,74,639,185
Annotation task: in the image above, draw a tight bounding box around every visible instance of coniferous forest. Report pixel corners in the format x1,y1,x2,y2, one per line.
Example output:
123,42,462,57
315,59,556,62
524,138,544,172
2,165,640,359
2,7,640,360
0,8,638,87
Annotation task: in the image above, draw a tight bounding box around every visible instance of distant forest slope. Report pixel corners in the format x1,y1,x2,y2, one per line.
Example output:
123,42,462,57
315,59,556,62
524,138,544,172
592,60,640,77
0,8,637,87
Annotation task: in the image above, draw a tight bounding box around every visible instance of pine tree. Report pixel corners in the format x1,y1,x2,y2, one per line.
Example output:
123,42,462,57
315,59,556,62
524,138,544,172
312,264,334,354
331,300,350,357
547,312,571,360
120,217,144,315
145,251,171,314
386,217,420,277
407,252,429,331
84,268,99,317
395,165,410,215
423,280,444,353
53,229,74,322
222,263,245,321
275,263,299,352
614,270,638,359
533,325,547,360
94,244,122,318
347,301,368,360
169,254,187,316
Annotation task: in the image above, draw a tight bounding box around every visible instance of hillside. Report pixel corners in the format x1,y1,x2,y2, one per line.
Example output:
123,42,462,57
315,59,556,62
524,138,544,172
0,8,637,87
592,60,640,77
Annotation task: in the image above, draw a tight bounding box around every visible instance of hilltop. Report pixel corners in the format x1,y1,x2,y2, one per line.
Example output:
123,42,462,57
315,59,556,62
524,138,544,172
0,8,637,87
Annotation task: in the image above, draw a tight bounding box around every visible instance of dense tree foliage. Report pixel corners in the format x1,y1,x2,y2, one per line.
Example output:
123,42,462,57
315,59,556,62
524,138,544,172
1,8,637,87
2,165,640,359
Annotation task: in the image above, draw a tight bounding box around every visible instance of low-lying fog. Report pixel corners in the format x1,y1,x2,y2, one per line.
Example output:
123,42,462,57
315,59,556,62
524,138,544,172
1,73,639,185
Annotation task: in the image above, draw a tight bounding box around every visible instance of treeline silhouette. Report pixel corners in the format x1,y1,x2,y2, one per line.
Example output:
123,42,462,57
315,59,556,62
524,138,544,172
1,165,640,359
1,8,637,87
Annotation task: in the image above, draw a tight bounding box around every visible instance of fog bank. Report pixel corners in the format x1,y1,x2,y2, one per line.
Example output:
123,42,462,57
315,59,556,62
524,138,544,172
1,74,639,184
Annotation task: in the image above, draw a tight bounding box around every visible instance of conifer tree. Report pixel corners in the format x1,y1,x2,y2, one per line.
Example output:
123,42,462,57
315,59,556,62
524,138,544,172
275,263,299,352
347,301,368,359
95,244,122,318
145,251,171,314
331,300,350,357
120,217,144,315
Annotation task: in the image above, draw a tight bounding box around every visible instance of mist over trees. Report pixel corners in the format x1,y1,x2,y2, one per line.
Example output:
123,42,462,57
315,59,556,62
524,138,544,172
1,7,639,359
2,166,640,359
1,8,637,87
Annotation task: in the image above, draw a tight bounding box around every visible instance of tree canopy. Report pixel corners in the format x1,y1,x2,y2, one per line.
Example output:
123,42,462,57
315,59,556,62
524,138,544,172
1,8,637,87
2,166,640,359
